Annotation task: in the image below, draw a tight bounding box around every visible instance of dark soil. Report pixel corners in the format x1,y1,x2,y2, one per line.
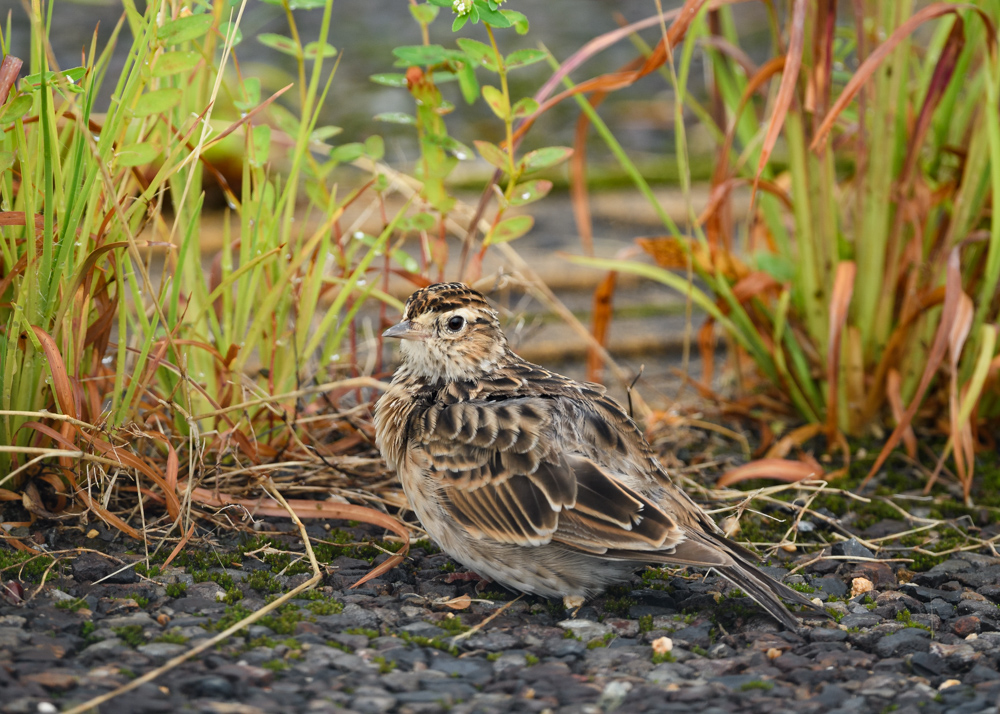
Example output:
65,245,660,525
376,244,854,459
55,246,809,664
2,496,1000,714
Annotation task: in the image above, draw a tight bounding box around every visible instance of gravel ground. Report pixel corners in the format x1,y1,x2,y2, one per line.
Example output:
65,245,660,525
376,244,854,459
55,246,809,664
2,514,1000,714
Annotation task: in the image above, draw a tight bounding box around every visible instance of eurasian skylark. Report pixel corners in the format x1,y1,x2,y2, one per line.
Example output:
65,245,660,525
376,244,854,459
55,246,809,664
374,282,824,628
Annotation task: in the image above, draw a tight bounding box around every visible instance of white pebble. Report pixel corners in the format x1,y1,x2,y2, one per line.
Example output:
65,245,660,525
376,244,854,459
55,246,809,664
651,636,673,655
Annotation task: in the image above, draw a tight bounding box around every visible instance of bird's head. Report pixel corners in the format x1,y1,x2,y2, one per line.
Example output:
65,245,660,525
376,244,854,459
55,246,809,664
383,283,509,383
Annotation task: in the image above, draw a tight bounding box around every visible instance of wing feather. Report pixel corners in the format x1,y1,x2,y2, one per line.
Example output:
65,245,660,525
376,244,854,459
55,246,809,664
409,396,686,554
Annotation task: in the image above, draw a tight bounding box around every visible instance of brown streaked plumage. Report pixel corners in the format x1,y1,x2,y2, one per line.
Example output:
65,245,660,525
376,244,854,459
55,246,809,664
374,282,827,628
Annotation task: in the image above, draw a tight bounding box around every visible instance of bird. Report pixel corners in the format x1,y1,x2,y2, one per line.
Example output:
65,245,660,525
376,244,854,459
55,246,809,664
374,282,826,629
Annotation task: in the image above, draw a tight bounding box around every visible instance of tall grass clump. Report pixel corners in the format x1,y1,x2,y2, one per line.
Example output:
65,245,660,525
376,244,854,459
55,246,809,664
0,0,576,545
0,0,412,536
562,0,1000,503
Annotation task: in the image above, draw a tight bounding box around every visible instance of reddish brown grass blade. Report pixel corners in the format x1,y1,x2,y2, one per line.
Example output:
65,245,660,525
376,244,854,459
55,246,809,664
204,83,293,149
886,369,917,459
710,55,785,187
701,35,758,78
228,429,261,464
30,328,78,421
764,423,824,460
637,236,696,269
812,4,997,151
75,490,143,541
586,271,617,383
22,421,76,451
144,431,179,495
162,524,196,569
717,458,824,487
0,212,45,229
902,16,964,188
731,271,780,303
512,0,710,145
752,0,805,201
85,436,181,522
571,109,595,257
860,248,964,489
700,176,793,226
859,285,945,425
3,538,39,555
810,0,837,119
825,262,856,440
698,318,716,386
947,292,975,493
0,56,23,107
190,489,410,588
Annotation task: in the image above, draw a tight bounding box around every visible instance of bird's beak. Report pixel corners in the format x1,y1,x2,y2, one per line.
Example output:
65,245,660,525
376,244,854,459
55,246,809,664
382,320,427,341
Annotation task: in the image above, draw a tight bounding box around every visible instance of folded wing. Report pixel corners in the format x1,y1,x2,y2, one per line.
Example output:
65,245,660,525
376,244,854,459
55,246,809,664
411,397,687,555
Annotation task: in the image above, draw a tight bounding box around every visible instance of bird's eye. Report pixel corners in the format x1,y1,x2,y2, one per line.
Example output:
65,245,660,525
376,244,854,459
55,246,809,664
446,315,466,332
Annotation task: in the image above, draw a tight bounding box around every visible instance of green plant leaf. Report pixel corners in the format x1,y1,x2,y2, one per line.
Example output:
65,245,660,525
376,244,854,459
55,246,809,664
310,125,343,142
520,146,573,173
116,142,160,167
482,85,509,120
456,38,498,72
427,0,452,6
258,33,301,59
473,1,512,27
755,251,796,283
260,0,327,7
425,133,472,160
457,61,479,104
452,14,469,32
234,78,260,112
152,51,200,77
0,151,14,173
219,21,243,46
506,49,547,69
410,4,440,24
270,103,300,136
474,140,509,171
400,212,436,232
157,15,214,44
251,125,271,167
392,45,461,67
486,215,533,244
21,67,86,91
370,73,408,87
508,179,552,206
354,233,420,273
303,41,337,59
364,135,385,161
511,97,539,119
501,10,529,34
374,112,416,125
331,142,365,163
132,88,183,117
0,95,32,123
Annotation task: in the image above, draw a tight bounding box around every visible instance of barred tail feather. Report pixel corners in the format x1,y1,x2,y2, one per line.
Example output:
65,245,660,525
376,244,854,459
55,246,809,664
718,551,829,630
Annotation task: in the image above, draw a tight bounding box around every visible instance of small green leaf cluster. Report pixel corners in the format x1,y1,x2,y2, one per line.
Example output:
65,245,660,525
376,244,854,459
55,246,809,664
113,625,146,648
423,0,528,34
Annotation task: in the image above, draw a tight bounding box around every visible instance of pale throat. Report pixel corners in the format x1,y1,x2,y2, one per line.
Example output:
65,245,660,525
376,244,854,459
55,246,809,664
398,338,506,383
